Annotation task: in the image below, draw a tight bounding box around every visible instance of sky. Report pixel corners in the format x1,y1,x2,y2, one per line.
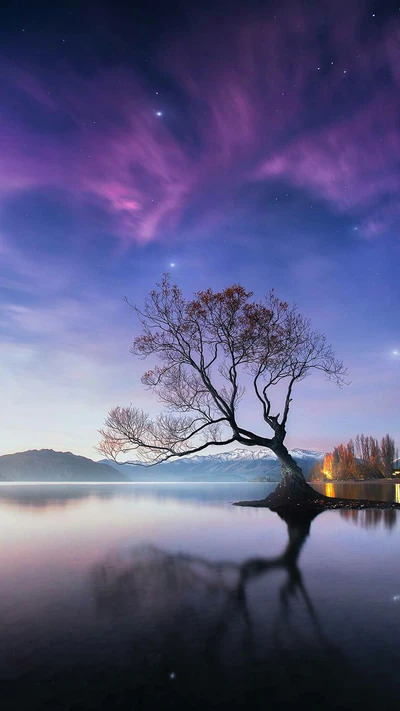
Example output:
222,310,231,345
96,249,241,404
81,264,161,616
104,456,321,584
0,0,399,459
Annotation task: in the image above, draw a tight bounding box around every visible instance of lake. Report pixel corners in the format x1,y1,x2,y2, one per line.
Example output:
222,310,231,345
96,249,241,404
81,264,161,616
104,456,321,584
1,481,400,710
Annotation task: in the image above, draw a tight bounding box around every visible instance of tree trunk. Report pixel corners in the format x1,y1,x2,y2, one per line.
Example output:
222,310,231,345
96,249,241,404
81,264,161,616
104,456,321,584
235,441,400,511
264,442,323,508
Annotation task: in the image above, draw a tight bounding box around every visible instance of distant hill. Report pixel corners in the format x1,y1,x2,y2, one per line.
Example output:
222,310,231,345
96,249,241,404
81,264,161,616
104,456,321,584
0,449,130,482
98,447,326,482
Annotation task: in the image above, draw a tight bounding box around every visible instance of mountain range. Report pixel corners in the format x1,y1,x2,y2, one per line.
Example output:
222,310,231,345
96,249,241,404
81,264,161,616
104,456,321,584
99,448,326,482
0,447,326,482
0,449,129,482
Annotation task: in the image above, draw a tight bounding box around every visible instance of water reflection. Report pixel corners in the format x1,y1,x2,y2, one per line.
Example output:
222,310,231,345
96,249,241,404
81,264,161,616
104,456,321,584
340,508,397,529
1,485,400,710
0,484,115,510
325,482,336,498
89,511,383,709
2,480,400,513
314,480,400,506
0,482,272,511
92,510,321,632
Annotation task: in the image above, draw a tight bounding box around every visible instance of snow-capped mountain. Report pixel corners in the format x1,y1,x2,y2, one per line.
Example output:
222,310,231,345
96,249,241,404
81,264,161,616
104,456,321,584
99,448,326,482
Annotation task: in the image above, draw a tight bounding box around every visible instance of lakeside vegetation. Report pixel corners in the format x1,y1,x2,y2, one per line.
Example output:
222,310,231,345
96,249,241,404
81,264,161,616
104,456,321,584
311,434,399,482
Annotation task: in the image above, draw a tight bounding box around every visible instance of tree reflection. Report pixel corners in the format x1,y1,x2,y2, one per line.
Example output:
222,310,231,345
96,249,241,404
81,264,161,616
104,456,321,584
90,510,384,709
92,510,320,622
340,508,398,529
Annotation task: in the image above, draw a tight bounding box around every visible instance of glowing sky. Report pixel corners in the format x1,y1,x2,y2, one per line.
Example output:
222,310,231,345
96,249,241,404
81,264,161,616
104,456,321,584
0,0,399,457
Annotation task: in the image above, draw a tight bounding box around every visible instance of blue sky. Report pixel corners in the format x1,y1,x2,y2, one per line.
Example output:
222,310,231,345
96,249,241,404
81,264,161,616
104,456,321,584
0,0,399,457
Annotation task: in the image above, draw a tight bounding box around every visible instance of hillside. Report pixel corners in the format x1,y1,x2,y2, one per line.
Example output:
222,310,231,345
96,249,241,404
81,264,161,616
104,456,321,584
0,449,130,482
99,448,326,482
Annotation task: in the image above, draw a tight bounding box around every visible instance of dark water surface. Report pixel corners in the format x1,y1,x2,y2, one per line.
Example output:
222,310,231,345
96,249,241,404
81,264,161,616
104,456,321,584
1,481,400,710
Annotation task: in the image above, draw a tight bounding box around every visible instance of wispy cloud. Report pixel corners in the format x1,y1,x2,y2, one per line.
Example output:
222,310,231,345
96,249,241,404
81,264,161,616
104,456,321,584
1,4,400,246
0,290,145,456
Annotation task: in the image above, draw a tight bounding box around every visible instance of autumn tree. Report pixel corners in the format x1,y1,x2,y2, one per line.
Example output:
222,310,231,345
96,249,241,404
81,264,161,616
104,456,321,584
354,434,369,462
380,434,397,477
310,459,324,481
325,433,397,480
99,276,347,504
354,434,382,472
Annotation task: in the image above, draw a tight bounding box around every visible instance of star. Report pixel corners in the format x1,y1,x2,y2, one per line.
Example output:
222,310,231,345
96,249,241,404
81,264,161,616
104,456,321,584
155,111,163,117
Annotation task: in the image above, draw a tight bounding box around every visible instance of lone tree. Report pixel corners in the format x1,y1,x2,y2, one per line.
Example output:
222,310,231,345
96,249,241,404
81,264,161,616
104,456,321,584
99,275,361,508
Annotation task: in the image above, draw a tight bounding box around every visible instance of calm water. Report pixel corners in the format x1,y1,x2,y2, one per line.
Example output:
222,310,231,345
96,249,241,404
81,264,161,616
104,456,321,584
1,481,400,710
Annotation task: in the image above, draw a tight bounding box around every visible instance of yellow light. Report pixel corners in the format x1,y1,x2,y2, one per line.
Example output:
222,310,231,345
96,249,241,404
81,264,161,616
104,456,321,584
325,482,336,498
321,453,334,480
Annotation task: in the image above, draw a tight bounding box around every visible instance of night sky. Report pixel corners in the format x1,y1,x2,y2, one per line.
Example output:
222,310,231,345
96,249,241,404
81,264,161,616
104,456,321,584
1,0,399,458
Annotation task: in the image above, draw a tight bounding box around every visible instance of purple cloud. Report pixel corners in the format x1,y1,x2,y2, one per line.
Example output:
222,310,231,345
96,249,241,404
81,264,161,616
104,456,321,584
256,92,400,234
1,4,400,245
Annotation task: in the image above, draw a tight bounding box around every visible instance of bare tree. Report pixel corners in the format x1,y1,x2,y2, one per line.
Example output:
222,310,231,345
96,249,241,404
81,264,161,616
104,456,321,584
99,276,347,503
380,434,397,477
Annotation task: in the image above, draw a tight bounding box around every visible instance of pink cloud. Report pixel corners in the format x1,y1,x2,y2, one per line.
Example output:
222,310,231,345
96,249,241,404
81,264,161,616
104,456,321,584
256,92,400,232
1,4,400,243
